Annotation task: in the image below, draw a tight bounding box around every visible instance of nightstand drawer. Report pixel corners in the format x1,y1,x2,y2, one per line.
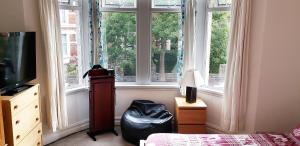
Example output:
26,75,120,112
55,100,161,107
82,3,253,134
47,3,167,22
178,125,206,134
176,109,206,124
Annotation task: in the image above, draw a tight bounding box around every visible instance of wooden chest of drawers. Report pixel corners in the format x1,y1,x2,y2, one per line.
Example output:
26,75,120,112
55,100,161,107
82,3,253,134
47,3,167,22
1,84,42,146
175,97,207,134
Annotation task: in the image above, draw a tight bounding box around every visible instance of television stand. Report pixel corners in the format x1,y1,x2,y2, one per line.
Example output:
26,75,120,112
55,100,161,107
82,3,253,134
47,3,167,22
1,84,33,96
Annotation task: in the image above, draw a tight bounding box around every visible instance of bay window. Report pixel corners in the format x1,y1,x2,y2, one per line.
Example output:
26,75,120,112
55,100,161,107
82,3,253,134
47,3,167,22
58,0,232,93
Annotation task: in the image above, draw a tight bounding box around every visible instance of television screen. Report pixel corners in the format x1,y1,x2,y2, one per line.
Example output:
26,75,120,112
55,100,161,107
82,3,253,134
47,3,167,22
0,32,36,92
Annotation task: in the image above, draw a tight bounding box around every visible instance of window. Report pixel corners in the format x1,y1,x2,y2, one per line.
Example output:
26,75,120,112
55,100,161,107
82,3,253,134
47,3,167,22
100,1,137,82
151,13,181,82
205,0,231,91
59,0,80,6
59,0,84,89
101,0,136,8
99,0,182,83
61,34,68,61
101,12,137,82
152,0,181,8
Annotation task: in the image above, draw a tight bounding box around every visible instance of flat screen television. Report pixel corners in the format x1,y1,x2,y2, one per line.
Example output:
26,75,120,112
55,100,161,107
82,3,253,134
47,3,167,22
0,32,36,94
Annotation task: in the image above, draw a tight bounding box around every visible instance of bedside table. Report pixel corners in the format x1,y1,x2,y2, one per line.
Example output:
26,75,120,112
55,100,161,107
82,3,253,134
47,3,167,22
175,97,207,134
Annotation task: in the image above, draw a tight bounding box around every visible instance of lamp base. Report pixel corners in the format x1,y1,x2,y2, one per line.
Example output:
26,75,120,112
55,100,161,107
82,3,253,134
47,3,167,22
186,86,197,103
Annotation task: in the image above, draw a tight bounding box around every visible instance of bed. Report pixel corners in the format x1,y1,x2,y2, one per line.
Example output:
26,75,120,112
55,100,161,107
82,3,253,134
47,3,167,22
140,125,300,146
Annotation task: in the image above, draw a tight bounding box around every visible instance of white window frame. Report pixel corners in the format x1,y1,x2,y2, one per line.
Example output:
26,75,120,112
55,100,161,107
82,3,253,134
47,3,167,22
195,0,231,94
99,0,181,85
59,0,90,90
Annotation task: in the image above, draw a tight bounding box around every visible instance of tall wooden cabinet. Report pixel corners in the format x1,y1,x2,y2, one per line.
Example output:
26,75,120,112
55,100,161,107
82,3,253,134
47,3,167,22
86,68,117,141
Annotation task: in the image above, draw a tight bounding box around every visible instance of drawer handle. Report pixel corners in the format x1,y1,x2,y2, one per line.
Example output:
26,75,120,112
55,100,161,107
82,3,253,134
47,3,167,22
36,118,39,121
34,92,38,96
35,105,39,109
38,130,41,134
16,135,20,139
37,142,41,146
14,105,18,110
15,120,20,125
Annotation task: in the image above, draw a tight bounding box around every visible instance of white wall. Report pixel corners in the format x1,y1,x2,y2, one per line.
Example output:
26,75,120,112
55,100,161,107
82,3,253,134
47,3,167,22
0,0,25,31
22,0,49,126
65,87,223,130
246,0,300,133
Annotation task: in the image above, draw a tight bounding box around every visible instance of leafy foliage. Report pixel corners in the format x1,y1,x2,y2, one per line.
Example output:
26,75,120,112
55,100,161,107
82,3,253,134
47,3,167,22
151,13,180,73
103,12,136,76
209,11,230,73
102,11,230,78
152,49,178,72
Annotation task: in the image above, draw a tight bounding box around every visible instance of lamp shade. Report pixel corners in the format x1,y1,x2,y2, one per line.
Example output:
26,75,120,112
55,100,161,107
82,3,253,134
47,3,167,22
180,69,204,96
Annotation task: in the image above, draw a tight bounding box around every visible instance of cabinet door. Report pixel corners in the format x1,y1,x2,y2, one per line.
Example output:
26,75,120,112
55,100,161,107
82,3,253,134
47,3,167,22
90,78,114,132
0,100,5,146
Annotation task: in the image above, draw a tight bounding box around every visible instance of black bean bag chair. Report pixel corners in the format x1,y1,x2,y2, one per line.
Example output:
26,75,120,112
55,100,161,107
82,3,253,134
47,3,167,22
121,100,173,145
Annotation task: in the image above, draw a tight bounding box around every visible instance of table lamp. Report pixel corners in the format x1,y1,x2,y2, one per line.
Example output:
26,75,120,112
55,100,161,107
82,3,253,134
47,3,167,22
180,70,204,103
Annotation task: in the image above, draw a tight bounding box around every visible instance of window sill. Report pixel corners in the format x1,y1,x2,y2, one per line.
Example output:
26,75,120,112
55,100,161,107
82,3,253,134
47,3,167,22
115,84,179,90
198,87,224,97
65,86,89,95
65,84,224,97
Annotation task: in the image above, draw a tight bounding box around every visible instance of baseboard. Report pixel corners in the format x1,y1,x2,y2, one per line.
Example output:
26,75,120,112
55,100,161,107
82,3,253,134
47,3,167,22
43,117,122,145
115,116,121,126
206,122,227,134
43,120,89,145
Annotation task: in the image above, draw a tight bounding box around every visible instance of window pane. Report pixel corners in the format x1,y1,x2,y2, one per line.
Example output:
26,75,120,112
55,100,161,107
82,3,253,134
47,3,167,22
152,0,181,8
151,13,181,82
101,12,136,82
61,34,68,56
59,0,80,6
101,0,136,8
208,11,231,91
209,0,231,8
59,9,82,88
60,10,67,24
59,0,69,4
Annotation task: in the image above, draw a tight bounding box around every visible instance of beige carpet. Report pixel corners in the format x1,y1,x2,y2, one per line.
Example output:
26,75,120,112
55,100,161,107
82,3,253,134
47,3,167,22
47,127,134,146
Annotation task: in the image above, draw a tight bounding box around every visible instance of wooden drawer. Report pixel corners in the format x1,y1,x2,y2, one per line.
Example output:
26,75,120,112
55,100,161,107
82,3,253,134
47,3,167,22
9,85,39,116
12,99,40,144
17,123,42,146
178,124,206,134
176,109,206,124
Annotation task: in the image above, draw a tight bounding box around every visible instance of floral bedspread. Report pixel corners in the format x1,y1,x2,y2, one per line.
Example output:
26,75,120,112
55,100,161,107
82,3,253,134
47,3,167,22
145,133,300,146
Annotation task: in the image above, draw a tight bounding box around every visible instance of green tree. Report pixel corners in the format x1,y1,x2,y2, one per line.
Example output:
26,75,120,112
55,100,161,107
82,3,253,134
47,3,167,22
104,12,180,81
104,12,136,78
152,13,180,81
103,11,230,80
209,11,230,74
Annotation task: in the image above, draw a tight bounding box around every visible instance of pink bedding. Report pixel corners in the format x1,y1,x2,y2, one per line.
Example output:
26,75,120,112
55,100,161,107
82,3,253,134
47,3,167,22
145,133,300,146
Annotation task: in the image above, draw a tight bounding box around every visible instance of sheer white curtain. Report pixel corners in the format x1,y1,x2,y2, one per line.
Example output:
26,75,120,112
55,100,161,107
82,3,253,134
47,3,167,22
39,0,68,131
222,0,252,132
180,0,201,95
